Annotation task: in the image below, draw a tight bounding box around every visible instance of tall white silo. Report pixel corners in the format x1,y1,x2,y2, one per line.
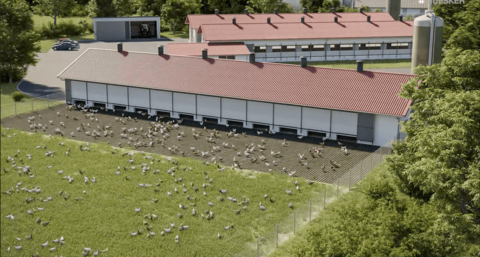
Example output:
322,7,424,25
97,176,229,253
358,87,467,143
411,10,444,74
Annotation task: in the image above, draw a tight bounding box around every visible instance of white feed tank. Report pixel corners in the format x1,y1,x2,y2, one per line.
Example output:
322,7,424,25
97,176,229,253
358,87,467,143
411,10,444,74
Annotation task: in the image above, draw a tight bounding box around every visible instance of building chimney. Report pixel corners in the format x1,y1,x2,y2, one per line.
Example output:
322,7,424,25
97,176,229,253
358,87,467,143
245,9,248,14
215,9,219,15
232,17,236,24
274,8,277,14
202,49,208,59
360,9,363,13
331,8,335,13
117,42,123,52
303,8,307,14
267,17,271,24
367,15,371,22
301,16,305,23
399,15,403,21
249,52,255,63
356,60,364,72
334,17,338,23
158,45,164,55
300,56,307,68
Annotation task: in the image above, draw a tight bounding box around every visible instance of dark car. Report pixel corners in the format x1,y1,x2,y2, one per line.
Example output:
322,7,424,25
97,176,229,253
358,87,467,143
58,38,79,46
52,42,78,51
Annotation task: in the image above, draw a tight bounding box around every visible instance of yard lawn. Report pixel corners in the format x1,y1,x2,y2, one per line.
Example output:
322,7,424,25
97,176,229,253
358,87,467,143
32,15,92,29
0,83,63,119
0,127,337,256
285,59,411,69
161,31,189,39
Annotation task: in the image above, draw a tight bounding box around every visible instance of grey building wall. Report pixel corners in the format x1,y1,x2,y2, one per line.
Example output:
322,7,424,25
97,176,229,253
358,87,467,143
96,21,126,41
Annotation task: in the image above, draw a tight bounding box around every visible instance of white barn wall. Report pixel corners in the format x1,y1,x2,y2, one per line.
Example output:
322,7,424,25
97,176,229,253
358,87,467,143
221,98,246,122
373,114,399,146
302,107,331,132
87,83,107,104
107,85,128,107
128,87,150,109
331,111,358,136
173,92,195,115
274,104,301,128
197,95,220,117
150,90,172,112
247,101,273,125
71,81,87,100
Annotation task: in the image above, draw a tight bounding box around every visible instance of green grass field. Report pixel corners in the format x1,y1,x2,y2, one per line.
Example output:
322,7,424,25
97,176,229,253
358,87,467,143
285,59,411,69
160,31,189,39
0,83,63,119
0,127,336,256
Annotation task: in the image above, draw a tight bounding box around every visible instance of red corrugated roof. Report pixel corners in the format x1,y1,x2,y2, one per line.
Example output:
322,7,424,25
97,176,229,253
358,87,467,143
199,20,414,42
57,48,414,117
186,12,395,29
167,43,250,56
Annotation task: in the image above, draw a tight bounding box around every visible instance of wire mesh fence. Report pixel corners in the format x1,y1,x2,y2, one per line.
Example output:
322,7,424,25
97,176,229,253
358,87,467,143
235,140,394,256
1,92,66,119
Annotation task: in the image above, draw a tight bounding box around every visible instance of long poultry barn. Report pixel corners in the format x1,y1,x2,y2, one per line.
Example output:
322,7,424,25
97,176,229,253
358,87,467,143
57,44,415,146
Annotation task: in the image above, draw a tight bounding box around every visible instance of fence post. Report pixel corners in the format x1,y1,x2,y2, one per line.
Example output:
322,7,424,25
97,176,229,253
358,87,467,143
15,101,17,116
47,94,50,108
361,161,363,178
276,224,278,248
257,237,259,257
349,169,352,190
309,198,311,221
293,211,296,234
336,179,339,199
323,188,326,209
32,98,33,112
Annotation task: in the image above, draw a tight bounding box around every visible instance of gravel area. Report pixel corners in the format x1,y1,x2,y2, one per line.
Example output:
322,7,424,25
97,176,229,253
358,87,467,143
1,104,379,184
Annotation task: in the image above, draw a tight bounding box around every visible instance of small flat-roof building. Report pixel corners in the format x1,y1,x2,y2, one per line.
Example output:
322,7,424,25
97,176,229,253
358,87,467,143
93,16,161,41
167,43,251,61
186,12,413,62
57,46,415,146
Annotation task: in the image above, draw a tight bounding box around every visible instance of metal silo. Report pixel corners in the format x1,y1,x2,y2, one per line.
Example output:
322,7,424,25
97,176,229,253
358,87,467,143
411,10,443,74
386,0,401,20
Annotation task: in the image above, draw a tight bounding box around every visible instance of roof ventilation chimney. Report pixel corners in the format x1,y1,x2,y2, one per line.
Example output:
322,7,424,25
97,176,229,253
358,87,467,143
245,9,248,14
202,49,208,59
331,8,335,13
267,17,271,24
232,17,236,24
215,9,219,15
117,42,123,52
303,8,307,14
249,52,255,63
360,9,363,13
301,16,305,23
274,8,277,14
334,17,338,23
356,60,364,72
399,15,403,21
300,56,307,68
367,15,371,22
158,45,164,55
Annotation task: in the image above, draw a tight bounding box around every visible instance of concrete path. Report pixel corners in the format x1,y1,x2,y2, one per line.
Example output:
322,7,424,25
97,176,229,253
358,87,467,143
18,38,189,98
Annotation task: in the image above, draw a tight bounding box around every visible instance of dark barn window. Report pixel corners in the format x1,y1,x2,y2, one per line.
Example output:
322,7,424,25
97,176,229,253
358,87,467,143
308,131,327,138
279,127,297,134
227,120,244,127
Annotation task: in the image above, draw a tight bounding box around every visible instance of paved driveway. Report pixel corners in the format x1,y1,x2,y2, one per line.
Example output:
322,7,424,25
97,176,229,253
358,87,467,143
18,38,189,98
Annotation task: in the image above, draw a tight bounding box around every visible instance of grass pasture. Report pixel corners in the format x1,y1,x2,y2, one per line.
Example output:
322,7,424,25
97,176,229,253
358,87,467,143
0,127,336,256
1,83,64,119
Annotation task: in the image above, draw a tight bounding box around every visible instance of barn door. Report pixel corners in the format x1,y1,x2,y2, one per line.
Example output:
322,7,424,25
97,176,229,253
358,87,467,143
357,113,374,142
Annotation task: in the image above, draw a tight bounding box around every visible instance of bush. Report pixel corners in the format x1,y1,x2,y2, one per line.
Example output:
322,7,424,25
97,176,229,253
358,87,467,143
36,20,87,39
70,3,89,17
12,91,25,102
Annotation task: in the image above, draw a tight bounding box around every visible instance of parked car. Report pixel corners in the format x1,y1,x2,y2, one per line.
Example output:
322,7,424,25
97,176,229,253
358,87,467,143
52,41,78,51
58,38,79,46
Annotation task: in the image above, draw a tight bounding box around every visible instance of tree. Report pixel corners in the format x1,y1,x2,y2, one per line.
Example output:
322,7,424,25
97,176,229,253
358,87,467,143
32,0,75,26
300,0,323,13
246,0,295,14
0,0,41,83
161,0,201,34
443,0,480,51
433,0,471,43
113,0,135,16
207,0,248,14
87,0,117,17
133,0,165,16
